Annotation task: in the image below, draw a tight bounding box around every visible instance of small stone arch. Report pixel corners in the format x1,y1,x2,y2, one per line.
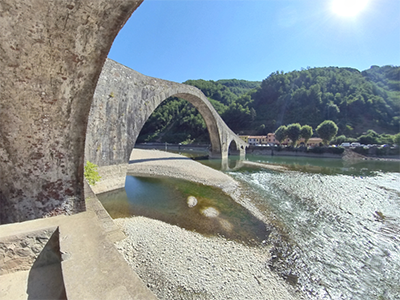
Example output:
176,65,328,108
228,139,240,155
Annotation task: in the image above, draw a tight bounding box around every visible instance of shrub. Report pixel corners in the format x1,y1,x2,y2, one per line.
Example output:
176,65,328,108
84,161,101,186
395,133,400,146
330,147,345,155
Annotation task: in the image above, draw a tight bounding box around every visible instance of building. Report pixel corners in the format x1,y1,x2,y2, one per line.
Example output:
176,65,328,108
240,133,322,147
239,135,249,143
247,136,268,145
301,137,323,147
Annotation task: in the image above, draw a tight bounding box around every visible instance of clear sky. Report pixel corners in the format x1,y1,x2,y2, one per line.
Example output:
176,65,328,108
108,0,400,83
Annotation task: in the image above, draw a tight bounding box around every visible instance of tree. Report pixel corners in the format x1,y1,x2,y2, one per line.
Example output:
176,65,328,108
358,130,381,145
316,120,338,145
300,125,313,145
84,161,101,186
275,125,288,144
333,135,347,145
286,123,301,146
394,133,400,145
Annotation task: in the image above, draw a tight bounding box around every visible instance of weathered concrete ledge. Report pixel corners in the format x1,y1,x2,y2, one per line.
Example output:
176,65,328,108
0,187,156,300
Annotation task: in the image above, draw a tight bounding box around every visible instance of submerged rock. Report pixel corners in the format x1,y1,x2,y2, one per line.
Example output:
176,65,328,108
219,219,233,231
201,207,220,218
187,196,198,208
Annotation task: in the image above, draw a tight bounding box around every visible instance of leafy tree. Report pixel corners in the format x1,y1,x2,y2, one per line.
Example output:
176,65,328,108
137,65,400,144
316,120,338,145
300,125,313,145
357,130,381,145
394,133,400,145
380,134,394,145
286,123,301,146
332,135,347,145
275,125,288,144
258,124,266,134
84,161,101,186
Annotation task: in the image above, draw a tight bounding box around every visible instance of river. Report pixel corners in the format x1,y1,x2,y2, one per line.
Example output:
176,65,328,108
98,153,400,300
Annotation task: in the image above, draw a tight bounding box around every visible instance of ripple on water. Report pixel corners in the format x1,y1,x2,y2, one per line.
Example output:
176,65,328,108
229,170,400,300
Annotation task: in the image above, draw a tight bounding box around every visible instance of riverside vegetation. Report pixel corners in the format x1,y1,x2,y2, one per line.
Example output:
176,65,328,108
138,65,400,146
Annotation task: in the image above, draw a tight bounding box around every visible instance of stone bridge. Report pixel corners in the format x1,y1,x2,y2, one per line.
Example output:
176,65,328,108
0,0,246,224
85,59,247,193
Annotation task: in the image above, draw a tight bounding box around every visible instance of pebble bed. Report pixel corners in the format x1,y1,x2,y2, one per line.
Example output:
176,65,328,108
115,217,302,300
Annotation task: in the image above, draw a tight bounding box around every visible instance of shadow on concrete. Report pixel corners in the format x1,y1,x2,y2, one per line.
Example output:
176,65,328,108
27,228,67,300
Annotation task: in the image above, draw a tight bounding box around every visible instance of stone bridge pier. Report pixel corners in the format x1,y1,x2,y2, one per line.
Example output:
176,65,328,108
0,0,144,224
85,59,247,193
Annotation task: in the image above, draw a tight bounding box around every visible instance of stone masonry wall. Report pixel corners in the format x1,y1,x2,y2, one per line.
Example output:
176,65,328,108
0,227,58,275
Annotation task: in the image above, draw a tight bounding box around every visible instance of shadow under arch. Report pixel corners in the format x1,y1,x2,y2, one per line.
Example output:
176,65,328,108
172,92,222,155
228,139,240,155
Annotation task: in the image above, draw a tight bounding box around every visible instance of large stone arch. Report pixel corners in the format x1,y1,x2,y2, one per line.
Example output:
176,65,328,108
0,0,144,224
0,1,247,223
85,59,247,193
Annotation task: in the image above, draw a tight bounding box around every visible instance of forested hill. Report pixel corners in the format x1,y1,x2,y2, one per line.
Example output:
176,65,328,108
137,65,400,144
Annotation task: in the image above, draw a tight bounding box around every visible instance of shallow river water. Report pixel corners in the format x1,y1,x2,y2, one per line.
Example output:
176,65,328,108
98,153,400,300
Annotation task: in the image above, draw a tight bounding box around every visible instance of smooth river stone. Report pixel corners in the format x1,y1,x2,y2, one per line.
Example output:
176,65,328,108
187,196,198,208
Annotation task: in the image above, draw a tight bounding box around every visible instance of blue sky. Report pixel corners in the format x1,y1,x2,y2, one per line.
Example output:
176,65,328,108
109,0,400,83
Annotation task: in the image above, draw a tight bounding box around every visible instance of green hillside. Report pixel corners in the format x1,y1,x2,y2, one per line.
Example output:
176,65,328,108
137,65,400,144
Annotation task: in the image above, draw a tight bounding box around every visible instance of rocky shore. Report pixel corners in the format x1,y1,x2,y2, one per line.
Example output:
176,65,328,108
113,149,303,300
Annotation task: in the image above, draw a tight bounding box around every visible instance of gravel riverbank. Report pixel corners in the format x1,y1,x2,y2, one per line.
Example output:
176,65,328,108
114,149,303,299
115,217,301,300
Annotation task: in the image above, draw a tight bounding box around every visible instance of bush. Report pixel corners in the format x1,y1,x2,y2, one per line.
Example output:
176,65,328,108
395,133,400,146
329,147,345,155
352,147,369,156
308,147,324,154
332,135,347,145
307,146,344,155
84,161,101,186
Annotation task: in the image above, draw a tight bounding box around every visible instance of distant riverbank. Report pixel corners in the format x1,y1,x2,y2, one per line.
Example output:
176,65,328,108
136,143,400,161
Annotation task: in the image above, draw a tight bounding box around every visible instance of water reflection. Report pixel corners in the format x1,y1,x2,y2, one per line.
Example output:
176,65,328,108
242,154,400,175
220,156,244,171
97,175,268,245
